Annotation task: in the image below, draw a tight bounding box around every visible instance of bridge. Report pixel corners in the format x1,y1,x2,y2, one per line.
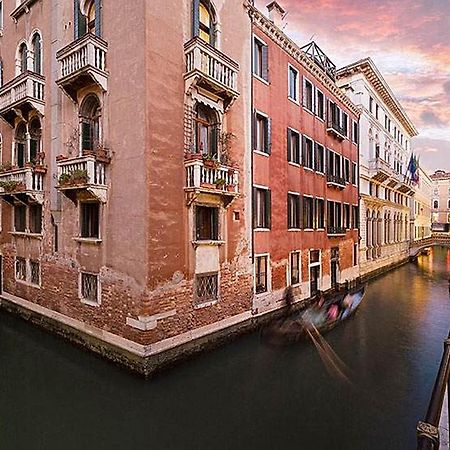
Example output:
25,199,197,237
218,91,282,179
410,233,450,257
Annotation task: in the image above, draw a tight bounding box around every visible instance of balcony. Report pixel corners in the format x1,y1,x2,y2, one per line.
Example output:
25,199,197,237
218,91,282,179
326,119,347,141
369,158,392,183
184,155,239,206
327,226,347,236
56,153,108,203
184,37,239,110
56,34,108,101
326,173,346,189
0,166,46,204
0,71,45,126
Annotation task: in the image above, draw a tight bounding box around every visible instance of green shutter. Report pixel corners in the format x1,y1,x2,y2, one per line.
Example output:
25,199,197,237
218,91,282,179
193,0,200,38
261,45,268,81
266,117,272,155
266,189,271,229
95,0,101,37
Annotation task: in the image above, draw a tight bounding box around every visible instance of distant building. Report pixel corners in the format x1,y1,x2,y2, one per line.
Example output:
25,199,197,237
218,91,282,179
250,2,360,313
411,168,432,240
430,170,450,232
337,58,418,277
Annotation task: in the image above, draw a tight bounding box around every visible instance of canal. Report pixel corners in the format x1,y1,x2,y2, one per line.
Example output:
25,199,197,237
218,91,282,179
1,248,450,450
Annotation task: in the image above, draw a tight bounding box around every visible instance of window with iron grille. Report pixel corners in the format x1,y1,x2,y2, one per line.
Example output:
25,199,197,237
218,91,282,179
80,272,99,304
287,193,301,229
195,206,219,240
195,272,218,304
290,251,300,285
255,255,268,294
15,257,26,281
29,260,40,285
14,204,26,232
80,202,100,238
29,204,42,234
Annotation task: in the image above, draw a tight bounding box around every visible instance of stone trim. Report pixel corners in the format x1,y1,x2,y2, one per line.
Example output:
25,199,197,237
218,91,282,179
247,5,360,118
126,310,177,331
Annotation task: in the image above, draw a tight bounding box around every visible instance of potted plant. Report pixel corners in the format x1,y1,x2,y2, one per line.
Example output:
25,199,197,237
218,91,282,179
58,173,72,186
215,178,226,189
70,169,89,185
203,154,218,168
0,180,25,192
0,162,13,173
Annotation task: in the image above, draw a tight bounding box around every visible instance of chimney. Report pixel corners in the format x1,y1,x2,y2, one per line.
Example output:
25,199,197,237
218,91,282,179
267,1,285,28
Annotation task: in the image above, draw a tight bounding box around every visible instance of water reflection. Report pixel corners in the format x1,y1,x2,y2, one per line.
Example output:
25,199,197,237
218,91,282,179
1,249,450,450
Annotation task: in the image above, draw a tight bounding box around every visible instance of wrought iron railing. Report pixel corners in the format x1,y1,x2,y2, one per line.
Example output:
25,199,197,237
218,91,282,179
417,331,450,449
326,173,346,187
327,226,346,235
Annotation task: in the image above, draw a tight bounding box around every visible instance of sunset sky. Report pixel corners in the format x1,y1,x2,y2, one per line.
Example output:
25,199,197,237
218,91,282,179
255,0,450,174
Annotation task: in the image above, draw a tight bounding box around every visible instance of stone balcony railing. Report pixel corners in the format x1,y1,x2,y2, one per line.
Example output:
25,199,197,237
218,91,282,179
184,37,239,107
0,71,45,125
185,156,239,200
56,33,108,101
0,166,46,203
56,155,108,203
369,157,392,183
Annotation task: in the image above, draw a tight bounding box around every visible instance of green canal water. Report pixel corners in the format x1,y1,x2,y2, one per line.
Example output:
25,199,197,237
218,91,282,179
1,248,450,450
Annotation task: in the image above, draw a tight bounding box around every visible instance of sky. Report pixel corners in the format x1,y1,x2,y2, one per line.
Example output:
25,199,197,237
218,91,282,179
254,0,450,174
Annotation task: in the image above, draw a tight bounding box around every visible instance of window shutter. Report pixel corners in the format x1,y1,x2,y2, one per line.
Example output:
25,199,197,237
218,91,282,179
82,122,92,151
312,86,316,114
252,111,257,150
302,77,306,107
287,128,291,161
314,143,318,171
266,117,272,155
195,207,201,240
287,195,291,228
252,187,257,229
193,0,200,38
74,0,86,39
322,93,326,122
261,45,269,81
210,125,219,157
266,189,272,229
296,196,301,229
95,0,102,37
301,135,306,165
212,208,219,240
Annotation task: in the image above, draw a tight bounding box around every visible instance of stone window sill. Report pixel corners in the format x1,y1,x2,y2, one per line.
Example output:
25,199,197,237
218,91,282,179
73,237,102,245
10,232,43,240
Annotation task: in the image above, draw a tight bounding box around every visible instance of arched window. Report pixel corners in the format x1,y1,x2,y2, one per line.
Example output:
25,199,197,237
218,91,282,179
86,0,96,34
79,94,101,153
29,118,42,163
15,123,27,168
32,33,42,75
75,0,100,38
193,0,216,46
19,43,28,73
194,104,219,157
433,200,439,209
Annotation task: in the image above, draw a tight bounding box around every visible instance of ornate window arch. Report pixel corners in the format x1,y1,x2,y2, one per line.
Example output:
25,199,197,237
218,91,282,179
79,94,102,153
31,31,43,75
75,0,101,38
16,41,28,75
15,122,27,168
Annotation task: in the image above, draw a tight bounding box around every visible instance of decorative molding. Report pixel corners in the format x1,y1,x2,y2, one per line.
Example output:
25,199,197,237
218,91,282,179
247,5,360,118
10,0,40,21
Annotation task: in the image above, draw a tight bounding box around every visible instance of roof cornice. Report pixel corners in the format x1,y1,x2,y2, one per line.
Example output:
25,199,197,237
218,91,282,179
247,5,360,117
336,58,418,137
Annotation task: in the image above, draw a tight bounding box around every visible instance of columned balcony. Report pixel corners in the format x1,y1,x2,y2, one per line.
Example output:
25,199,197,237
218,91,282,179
56,34,108,101
327,226,347,236
326,173,346,189
184,37,239,109
369,158,392,183
0,166,46,204
56,154,108,203
326,119,346,141
184,155,239,205
0,71,45,126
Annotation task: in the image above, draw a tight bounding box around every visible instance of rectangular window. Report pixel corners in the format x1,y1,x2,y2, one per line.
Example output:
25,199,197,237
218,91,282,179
352,120,359,144
254,187,271,229
195,272,218,304
288,65,298,102
327,201,343,232
29,204,42,234
352,205,359,229
15,257,26,281
196,206,219,240
290,251,300,286
253,37,268,81
315,198,325,229
80,202,100,238
14,204,26,232
344,158,350,183
303,78,314,111
254,112,271,154
287,128,300,164
369,97,374,113
80,272,99,304
302,136,314,169
315,143,324,173
342,112,348,137
288,193,301,229
316,89,325,119
351,162,357,184
29,260,40,286
344,204,351,229
375,104,379,120
255,255,268,294
303,196,314,229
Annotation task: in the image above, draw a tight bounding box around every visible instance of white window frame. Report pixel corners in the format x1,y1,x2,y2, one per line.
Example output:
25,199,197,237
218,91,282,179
302,76,315,113
287,126,301,166
254,183,270,231
288,250,301,287
254,109,270,157
302,134,314,171
315,196,325,230
287,190,301,231
254,253,271,295
315,88,325,121
79,271,101,307
308,249,322,294
314,141,325,174
253,34,269,84
303,194,314,231
288,63,300,104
